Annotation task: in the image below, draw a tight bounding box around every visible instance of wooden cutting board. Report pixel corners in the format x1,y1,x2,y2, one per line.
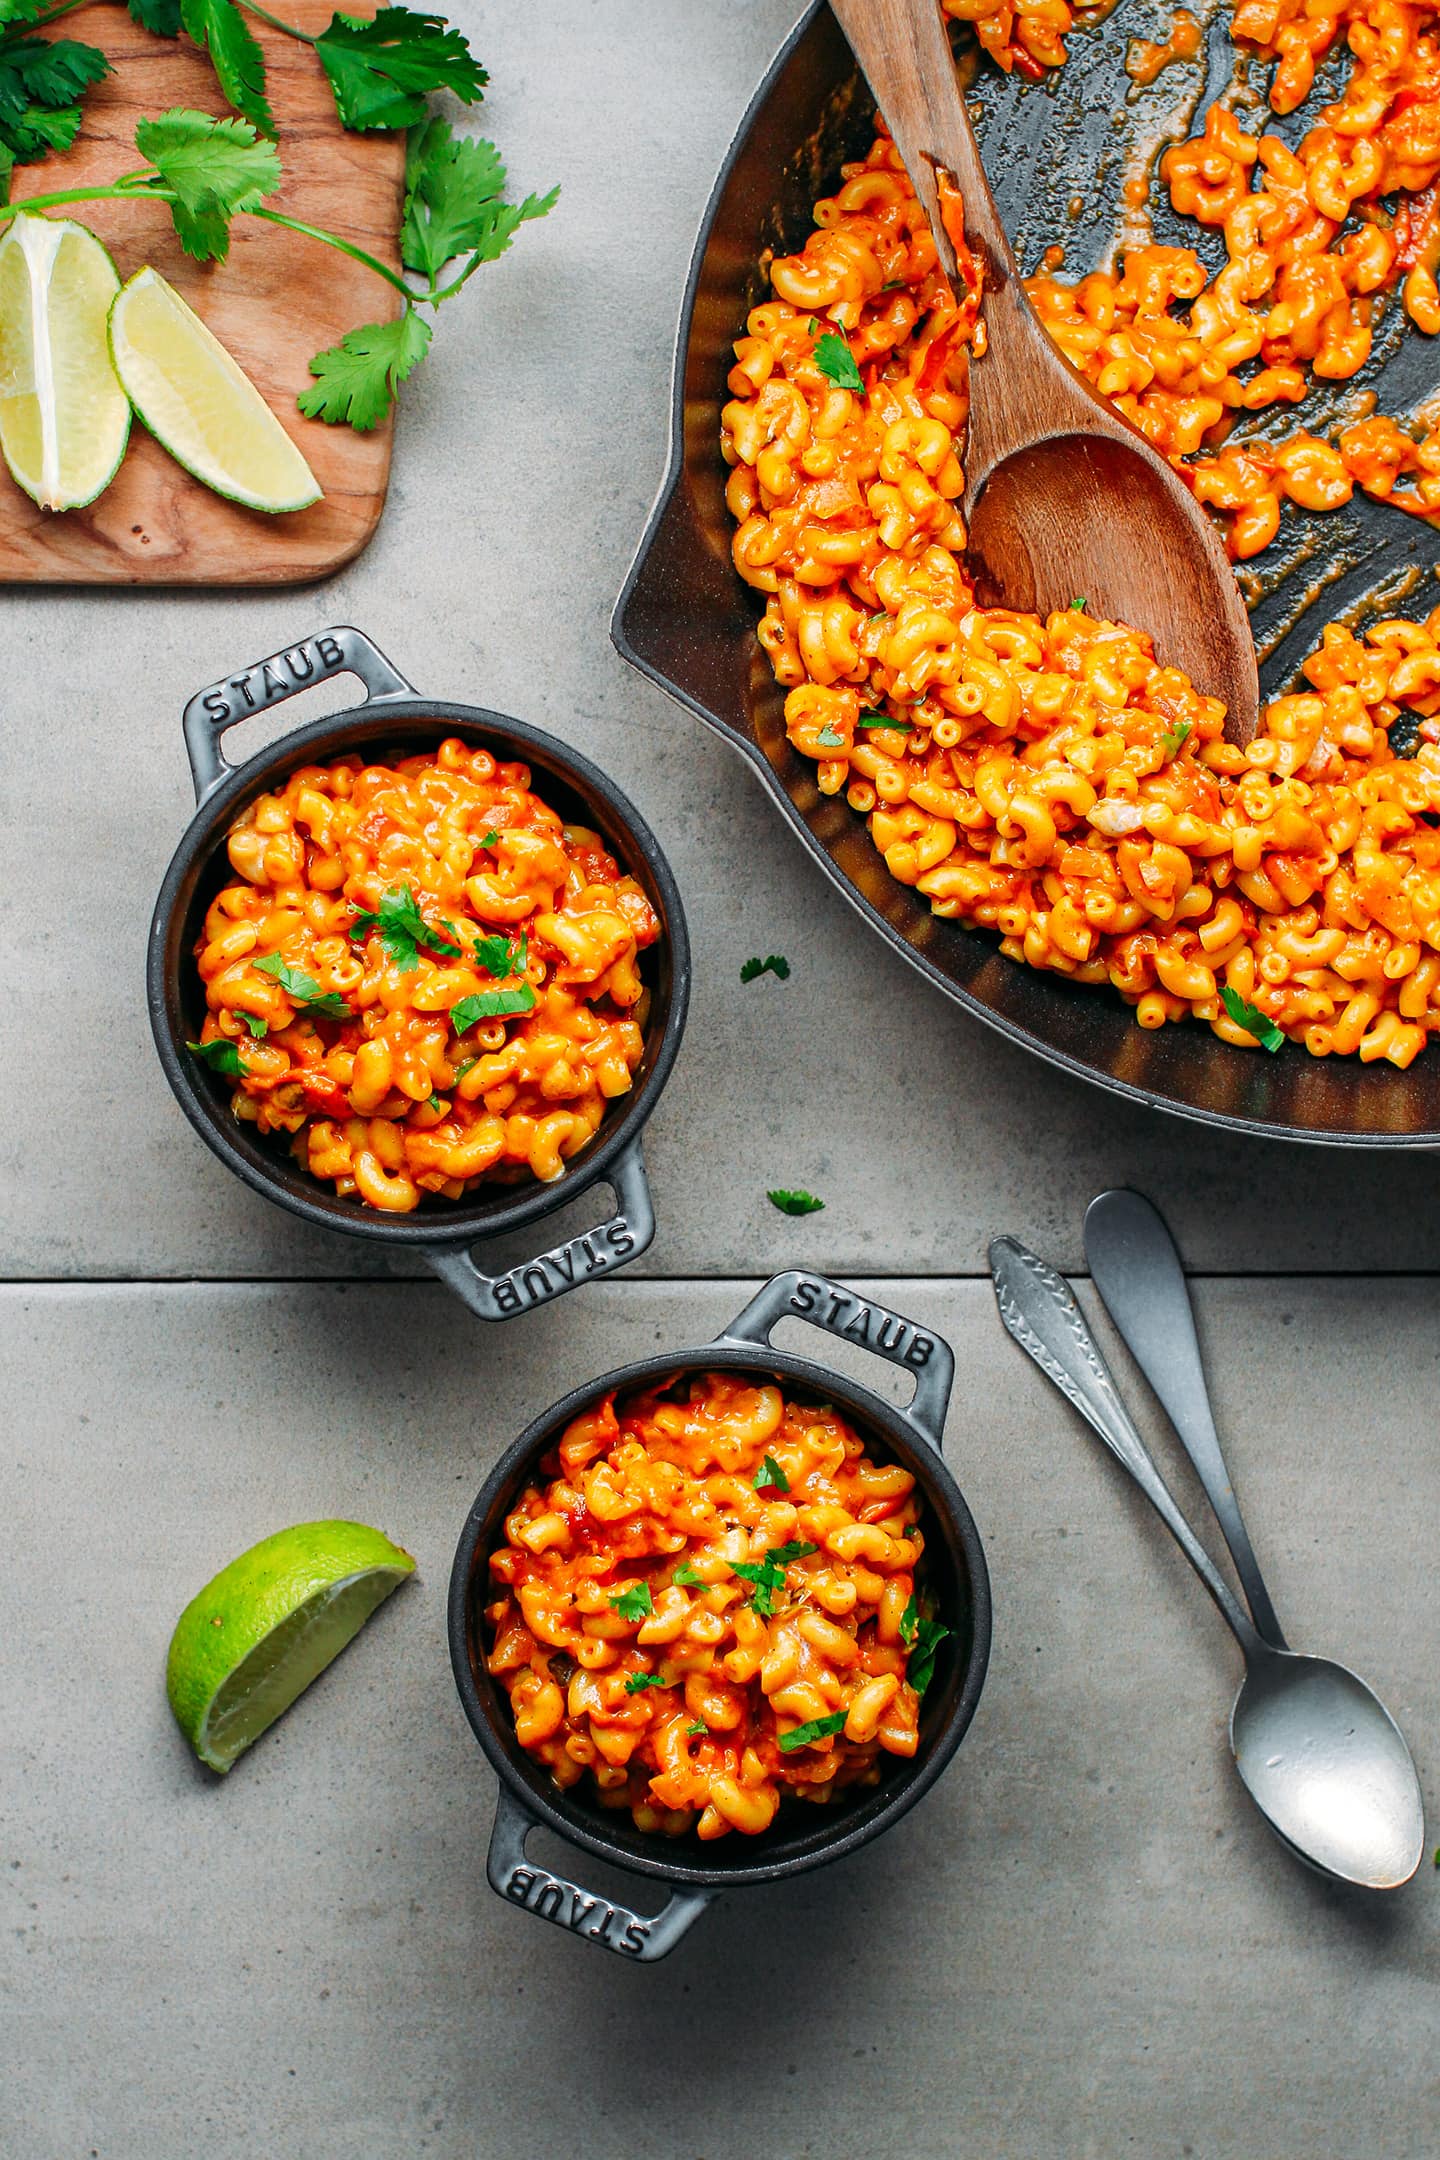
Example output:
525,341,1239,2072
2,1,406,584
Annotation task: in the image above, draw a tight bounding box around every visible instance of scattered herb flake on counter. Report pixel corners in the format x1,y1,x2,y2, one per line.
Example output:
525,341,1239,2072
252,950,354,1016
1220,984,1285,1052
779,1711,847,1753
768,1188,825,1216
908,1616,950,1698
187,1036,245,1075
813,330,863,392
740,954,790,983
858,711,909,731
609,1580,653,1622
753,1453,790,1493
624,1672,669,1694
348,881,461,971
1159,719,1192,762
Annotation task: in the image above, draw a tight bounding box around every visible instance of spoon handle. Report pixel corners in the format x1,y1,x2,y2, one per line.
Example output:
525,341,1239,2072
827,0,1019,289
989,1236,1261,1655
1083,1190,1287,1648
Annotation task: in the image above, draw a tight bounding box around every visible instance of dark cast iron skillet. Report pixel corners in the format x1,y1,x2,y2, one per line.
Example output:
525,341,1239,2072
149,625,689,1321
449,1268,992,1960
611,0,1440,1145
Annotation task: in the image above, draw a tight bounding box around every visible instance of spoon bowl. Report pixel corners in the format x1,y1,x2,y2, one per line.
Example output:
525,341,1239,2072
1232,1647,1426,1891
829,0,1260,745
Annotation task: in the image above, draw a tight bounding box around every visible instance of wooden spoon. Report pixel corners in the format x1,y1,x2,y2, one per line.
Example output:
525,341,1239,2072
828,0,1260,745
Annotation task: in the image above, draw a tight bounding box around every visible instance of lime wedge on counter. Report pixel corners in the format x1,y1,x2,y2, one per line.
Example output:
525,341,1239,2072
0,214,130,511
166,1520,415,1773
109,266,322,513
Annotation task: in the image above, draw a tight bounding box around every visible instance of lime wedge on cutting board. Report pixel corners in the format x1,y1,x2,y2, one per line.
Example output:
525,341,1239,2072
166,1519,414,1773
0,214,130,512
109,266,322,513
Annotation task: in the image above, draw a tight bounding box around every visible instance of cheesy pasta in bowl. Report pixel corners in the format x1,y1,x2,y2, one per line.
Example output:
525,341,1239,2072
449,1270,991,1961
614,2,1440,1141
151,626,689,1322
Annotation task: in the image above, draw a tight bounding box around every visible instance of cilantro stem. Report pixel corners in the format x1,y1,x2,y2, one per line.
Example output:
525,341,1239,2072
232,0,319,41
251,206,415,299
0,182,160,223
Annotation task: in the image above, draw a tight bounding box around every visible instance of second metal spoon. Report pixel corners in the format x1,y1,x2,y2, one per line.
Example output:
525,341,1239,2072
990,1233,1425,1890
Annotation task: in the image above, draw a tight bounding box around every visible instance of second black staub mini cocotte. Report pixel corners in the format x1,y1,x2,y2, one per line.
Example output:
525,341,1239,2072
147,625,689,1320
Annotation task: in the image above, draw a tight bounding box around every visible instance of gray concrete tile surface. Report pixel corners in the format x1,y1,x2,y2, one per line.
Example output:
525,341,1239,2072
7,0,1440,1284
3,1276,1435,2159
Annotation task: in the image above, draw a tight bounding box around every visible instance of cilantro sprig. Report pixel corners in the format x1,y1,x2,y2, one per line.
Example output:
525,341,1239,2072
858,711,910,732
900,1591,950,1697
348,882,462,972
1219,984,1285,1053
740,954,790,983
609,1581,653,1623
812,330,863,392
753,1453,789,1494
623,1671,670,1695
778,1711,847,1753
252,950,353,1017
1158,719,1192,762
727,1541,818,1618
187,1035,246,1076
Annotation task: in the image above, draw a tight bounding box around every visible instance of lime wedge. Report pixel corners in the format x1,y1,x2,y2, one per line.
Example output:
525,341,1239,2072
109,266,322,513
0,214,130,511
166,1520,414,1773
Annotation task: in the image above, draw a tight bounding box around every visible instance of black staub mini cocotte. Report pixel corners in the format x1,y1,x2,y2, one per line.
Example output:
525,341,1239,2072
448,1269,992,1960
148,625,689,1321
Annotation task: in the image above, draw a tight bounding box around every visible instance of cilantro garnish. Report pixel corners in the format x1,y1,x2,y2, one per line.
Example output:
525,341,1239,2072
858,712,910,731
609,1581,653,1622
816,722,845,748
907,1616,950,1698
672,1561,707,1588
686,1720,707,1736
779,1711,847,1753
348,883,461,972
472,929,526,979
314,7,486,133
728,1557,786,1616
768,1189,825,1216
899,1591,919,1645
754,1453,789,1494
450,984,536,1029
1158,719,1192,762
624,1672,670,1695
187,1036,245,1076
252,950,354,1017
813,330,863,392
452,1055,478,1083
1220,984,1285,1053
241,1014,268,1038
740,954,790,984
479,827,499,847
427,1093,444,1113
1068,596,1088,612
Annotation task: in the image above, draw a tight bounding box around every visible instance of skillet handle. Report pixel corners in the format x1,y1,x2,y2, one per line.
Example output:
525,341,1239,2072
181,626,416,806
423,1138,654,1322
715,1269,954,1453
487,1784,713,1960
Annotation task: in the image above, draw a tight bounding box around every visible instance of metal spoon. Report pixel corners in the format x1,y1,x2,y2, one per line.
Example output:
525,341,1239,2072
828,0,1259,744
989,1234,1426,1890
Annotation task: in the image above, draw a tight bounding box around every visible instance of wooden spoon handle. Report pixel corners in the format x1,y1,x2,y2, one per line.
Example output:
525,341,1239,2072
827,0,1019,293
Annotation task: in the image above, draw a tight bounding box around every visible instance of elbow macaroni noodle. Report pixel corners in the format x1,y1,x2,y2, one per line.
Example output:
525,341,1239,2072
722,115,1440,1063
191,741,659,1209
487,1376,941,1839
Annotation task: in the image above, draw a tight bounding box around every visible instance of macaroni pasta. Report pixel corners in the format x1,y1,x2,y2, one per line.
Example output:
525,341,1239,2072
190,741,659,1209
486,1375,944,1839
723,133,1440,1062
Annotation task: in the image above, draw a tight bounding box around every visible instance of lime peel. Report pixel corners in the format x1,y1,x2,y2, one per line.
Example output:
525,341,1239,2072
166,1519,415,1774
0,213,131,512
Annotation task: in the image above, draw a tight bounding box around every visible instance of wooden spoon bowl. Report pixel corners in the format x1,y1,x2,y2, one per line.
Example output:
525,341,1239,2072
829,0,1260,745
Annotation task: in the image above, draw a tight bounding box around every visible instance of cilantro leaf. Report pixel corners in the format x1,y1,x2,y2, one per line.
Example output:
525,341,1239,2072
299,308,432,430
478,827,499,847
187,1036,245,1076
136,108,281,262
767,1188,825,1216
672,1561,707,1588
1068,596,1087,612
1158,719,1192,762
315,7,486,133
401,117,556,279
778,1711,847,1753
472,929,524,979
0,37,108,116
450,984,536,1030
728,1557,785,1617
766,1540,817,1565
624,1671,670,1694
241,1014,268,1038
179,0,274,136
899,1591,919,1645
0,103,83,163
907,1615,950,1698
348,882,460,971
452,1055,477,1082
739,954,790,984
858,711,909,732
686,1720,707,1736
816,722,845,748
812,330,863,391
753,1453,789,1494
1219,984,1285,1053
128,0,182,32
252,950,354,1017
609,1580,653,1623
